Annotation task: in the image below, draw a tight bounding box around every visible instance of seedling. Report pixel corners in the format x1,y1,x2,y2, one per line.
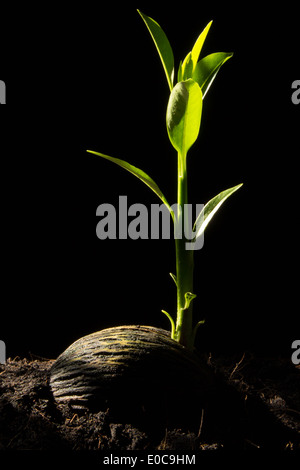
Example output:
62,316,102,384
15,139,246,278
87,10,242,350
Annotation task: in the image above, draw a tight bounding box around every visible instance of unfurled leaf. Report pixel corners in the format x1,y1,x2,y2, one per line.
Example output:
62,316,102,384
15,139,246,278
193,52,233,98
191,21,213,69
180,21,213,80
193,184,243,239
138,10,174,91
166,79,203,155
87,150,173,216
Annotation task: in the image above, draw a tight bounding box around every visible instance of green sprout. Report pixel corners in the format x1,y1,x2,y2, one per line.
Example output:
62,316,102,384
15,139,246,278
87,10,242,350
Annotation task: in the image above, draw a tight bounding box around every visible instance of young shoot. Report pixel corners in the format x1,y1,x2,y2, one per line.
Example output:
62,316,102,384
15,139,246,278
87,10,243,350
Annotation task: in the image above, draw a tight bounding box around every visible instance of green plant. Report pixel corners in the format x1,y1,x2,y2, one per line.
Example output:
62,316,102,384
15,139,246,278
87,10,242,350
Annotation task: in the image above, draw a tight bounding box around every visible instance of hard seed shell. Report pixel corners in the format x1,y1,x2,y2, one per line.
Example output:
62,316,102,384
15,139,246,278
50,325,214,412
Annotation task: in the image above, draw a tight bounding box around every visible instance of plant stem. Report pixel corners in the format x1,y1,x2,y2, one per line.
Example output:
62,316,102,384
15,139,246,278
174,151,195,349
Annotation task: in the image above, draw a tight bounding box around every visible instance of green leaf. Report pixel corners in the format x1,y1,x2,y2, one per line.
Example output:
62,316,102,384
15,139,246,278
161,310,175,338
166,79,203,155
180,21,212,80
193,52,233,98
169,272,177,286
177,60,183,82
138,10,174,91
181,52,194,81
87,150,173,216
193,183,243,239
191,319,205,345
190,21,213,68
183,292,197,310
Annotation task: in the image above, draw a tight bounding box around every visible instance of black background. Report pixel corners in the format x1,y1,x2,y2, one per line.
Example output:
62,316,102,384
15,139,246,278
1,1,299,358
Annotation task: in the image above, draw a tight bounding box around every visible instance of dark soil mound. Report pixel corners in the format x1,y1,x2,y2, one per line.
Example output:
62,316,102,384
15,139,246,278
0,354,299,451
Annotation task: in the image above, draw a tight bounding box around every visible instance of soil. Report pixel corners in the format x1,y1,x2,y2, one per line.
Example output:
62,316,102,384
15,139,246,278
0,353,299,453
